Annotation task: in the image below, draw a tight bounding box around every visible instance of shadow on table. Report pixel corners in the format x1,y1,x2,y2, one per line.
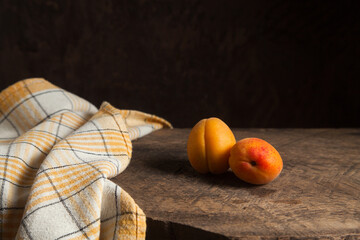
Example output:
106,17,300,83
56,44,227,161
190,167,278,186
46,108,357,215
143,153,258,189
146,217,229,240
348,131,360,136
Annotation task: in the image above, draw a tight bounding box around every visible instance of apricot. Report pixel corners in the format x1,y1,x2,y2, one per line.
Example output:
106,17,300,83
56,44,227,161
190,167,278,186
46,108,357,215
187,118,236,174
229,138,283,185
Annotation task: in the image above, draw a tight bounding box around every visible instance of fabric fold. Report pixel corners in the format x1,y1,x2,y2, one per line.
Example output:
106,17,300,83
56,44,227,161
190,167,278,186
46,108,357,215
0,78,171,239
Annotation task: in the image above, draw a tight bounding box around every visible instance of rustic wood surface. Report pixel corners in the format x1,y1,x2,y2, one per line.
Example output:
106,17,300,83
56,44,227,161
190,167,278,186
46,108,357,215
112,129,360,239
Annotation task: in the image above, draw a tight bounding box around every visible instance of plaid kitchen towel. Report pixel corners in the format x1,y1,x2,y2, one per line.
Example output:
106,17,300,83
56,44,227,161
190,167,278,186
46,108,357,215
0,78,172,239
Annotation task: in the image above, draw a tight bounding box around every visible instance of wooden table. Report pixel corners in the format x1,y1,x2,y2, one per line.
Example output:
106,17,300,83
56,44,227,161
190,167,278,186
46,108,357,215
112,129,360,239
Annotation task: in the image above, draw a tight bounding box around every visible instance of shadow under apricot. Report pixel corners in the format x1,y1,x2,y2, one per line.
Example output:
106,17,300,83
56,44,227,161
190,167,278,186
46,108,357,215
142,153,257,189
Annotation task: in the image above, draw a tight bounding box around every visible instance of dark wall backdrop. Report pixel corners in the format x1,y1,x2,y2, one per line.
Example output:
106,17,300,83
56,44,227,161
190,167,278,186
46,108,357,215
1,0,359,128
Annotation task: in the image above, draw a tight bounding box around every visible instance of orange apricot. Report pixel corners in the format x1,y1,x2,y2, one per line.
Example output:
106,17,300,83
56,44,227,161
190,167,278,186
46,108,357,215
229,138,283,185
187,118,236,174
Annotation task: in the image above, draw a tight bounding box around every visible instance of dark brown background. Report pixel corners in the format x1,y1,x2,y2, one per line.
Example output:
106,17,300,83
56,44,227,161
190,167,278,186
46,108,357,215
1,0,359,128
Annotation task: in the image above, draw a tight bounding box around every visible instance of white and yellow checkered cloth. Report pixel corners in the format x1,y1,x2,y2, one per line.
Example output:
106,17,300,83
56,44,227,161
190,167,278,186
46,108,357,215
0,78,172,239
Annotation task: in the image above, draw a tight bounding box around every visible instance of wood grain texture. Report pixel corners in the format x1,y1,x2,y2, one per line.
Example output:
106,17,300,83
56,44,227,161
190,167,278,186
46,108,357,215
112,129,360,239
